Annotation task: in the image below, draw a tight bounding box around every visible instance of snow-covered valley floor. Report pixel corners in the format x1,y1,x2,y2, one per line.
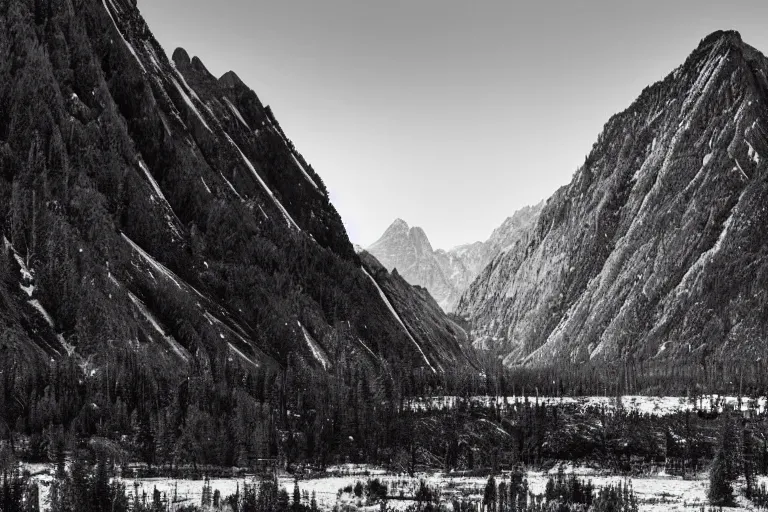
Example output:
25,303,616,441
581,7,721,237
23,461,768,511
406,394,767,416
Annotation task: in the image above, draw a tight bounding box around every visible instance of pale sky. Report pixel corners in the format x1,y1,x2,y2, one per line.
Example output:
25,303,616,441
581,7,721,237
137,0,768,250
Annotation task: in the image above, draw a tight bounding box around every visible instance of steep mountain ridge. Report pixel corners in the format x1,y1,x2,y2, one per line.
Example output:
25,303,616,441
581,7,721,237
458,30,768,369
0,0,470,378
368,204,541,312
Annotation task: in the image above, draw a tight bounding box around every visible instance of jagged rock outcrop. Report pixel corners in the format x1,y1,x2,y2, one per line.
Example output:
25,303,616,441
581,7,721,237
458,31,768,369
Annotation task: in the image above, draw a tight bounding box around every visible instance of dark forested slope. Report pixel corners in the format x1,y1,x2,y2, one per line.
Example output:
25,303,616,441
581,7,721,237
0,0,477,465
0,0,473,373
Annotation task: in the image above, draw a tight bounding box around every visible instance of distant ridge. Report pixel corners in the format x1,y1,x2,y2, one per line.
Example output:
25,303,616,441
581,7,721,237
368,204,541,312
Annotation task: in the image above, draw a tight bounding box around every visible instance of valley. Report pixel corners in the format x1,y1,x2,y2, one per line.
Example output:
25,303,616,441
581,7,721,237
0,0,766,511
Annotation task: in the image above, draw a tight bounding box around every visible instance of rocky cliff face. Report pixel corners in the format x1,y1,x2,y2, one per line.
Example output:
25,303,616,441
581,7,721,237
368,205,541,312
458,31,768,369
0,0,469,375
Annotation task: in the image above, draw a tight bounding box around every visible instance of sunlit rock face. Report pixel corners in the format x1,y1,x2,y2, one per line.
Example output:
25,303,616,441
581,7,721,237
459,31,768,368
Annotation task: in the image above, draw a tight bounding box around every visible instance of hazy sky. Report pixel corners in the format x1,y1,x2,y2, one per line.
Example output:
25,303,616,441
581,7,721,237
138,0,768,250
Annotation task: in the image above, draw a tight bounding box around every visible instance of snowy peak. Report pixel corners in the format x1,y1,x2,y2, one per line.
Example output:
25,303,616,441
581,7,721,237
382,218,410,236
368,219,461,311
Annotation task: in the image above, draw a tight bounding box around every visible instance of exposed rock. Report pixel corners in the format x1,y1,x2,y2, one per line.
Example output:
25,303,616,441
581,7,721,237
368,204,541,312
458,30,768,369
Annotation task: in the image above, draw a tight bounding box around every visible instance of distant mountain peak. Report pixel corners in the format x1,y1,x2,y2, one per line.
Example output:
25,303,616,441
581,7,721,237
369,206,541,312
391,218,409,229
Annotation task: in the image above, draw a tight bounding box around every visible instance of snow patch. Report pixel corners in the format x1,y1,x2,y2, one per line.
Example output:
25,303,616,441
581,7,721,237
57,335,76,357
138,160,164,199
20,283,34,297
171,77,212,133
127,293,165,338
290,154,321,191
28,300,54,328
200,176,212,194
356,337,378,360
121,233,183,289
204,312,262,368
143,42,162,71
228,343,259,369
127,290,190,362
746,140,760,165
733,157,749,180
12,252,33,281
219,173,243,200
298,321,331,369
137,160,183,238
223,97,249,129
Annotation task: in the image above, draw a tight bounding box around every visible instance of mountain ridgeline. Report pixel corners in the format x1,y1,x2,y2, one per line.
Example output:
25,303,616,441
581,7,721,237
367,204,541,312
0,0,474,391
458,31,768,374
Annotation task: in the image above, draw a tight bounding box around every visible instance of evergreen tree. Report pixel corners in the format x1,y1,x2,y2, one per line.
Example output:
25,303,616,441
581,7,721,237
292,480,301,511
744,426,756,499
708,450,734,506
201,477,212,508
483,475,496,512
310,491,318,512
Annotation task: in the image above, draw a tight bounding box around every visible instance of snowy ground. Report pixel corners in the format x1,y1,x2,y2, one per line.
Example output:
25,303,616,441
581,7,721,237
21,461,764,511
123,468,759,511
406,395,767,416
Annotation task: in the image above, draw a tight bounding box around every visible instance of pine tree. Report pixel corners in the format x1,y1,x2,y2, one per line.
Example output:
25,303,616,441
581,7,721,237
310,491,318,512
201,477,212,508
744,426,756,499
292,479,301,511
708,450,734,506
483,475,497,512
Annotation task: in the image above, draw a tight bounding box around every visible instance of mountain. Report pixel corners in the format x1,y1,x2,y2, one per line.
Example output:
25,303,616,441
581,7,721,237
458,31,768,369
367,219,463,312
449,204,543,277
367,204,541,312
0,0,472,379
